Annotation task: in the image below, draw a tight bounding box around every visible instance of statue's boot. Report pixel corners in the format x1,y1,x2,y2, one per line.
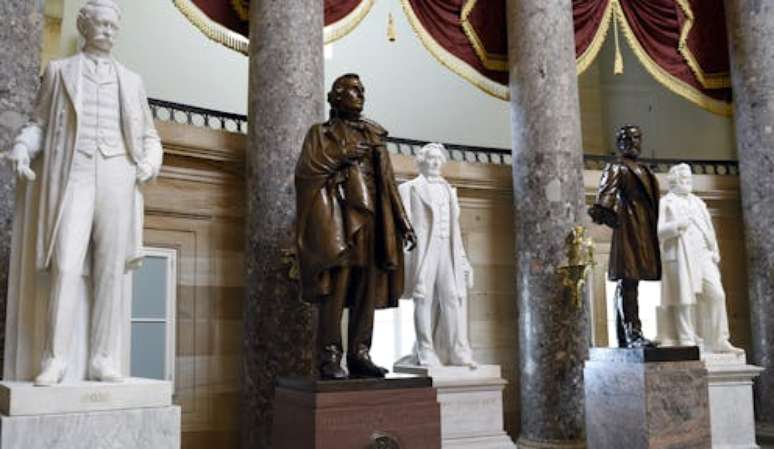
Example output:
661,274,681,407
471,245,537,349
624,323,658,348
416,348,442,367
449,346,477,368
34,358,67,386
347,345,388,378
91,356,124,383
713,340,745,354
319,344,348,380
616,279,658,348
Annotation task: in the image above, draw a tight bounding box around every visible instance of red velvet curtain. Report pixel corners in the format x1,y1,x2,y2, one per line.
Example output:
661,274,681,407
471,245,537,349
460,0,506,71
405,0,508,86
187,0,248,36
326,0,366,25
178,0,369,43
574,0,613,61
456,0,615,68
451,0,731,112
681,0,730,84
617,0,731,105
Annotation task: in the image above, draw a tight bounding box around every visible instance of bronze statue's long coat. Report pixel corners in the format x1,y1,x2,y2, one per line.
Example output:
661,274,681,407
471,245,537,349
594,158,662,281
294,117,411,308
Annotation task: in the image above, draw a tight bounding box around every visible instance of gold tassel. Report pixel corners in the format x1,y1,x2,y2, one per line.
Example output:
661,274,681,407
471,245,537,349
613,12,624,74
387,13,396,42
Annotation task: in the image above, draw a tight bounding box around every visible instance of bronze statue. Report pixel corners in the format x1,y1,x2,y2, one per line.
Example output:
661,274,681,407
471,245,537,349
295,74,416,380
589,125,661,348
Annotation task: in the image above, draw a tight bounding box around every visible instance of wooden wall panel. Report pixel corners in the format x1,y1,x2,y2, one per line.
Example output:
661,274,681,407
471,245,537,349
151,122,244,449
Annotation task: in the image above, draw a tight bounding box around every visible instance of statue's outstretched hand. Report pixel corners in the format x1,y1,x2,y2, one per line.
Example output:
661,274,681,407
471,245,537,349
4,144,36,181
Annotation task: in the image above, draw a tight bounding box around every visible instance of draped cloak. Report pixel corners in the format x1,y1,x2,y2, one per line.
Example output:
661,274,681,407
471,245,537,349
294,117,412,309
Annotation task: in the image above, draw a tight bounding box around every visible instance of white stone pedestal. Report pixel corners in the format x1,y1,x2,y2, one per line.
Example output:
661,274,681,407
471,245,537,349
0,378,180,449
394,364,516,449
705,354,764,449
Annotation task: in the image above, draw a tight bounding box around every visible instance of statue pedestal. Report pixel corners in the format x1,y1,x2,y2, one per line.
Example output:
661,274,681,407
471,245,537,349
0,379,180,449
393,364,516,449
271,376,440,449
704,353,764,449
584,347,712,449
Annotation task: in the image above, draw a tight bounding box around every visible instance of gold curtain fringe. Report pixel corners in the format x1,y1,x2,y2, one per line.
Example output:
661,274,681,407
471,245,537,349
674,0,730,89
173,0,374,55
460,0,508,72
400,0,510,100
612,9,624,75
612,0,732,116
576,0,616,75
324,0,376,45
172,0,249,55
387,13,397,42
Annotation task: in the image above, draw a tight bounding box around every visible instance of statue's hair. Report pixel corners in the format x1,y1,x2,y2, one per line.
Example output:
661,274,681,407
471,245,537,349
667,163,692,186
615,124,640,142
416,142,448,166
77,0,122,36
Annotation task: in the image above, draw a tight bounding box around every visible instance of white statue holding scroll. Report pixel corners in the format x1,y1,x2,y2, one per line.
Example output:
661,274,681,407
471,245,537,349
3,0,163,385
398,143,475,367
657,164,741,353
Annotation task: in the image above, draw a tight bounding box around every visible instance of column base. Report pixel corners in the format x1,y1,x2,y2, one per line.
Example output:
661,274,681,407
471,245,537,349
584,347,711,449
516,436,586,449
757,422,774,445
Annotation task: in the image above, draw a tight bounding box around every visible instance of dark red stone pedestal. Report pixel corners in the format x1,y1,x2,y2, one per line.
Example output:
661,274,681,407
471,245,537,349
271,376,440,449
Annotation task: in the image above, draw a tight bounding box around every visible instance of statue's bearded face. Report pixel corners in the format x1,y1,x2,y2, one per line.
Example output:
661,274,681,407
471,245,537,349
81,7,120,53
616,126,642,158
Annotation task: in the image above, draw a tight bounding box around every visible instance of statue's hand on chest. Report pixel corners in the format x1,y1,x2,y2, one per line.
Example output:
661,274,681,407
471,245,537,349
343,141,372,162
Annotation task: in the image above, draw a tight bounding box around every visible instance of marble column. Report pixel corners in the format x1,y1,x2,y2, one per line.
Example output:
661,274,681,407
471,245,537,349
242,1,324,448
0,1,43,375
506,0,589,448
724,0,774,441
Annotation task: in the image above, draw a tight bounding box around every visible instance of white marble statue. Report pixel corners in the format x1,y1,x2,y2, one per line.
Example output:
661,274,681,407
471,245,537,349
398,143,475,367
657,164,741,353
3,0,163,385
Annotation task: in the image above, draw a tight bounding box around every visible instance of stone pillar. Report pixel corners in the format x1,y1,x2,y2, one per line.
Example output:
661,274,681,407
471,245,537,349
724,1,774,441
242,1,324,448
506,0,589,448
0,1,43,375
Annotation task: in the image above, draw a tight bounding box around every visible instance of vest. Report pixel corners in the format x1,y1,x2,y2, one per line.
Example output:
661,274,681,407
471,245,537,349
428,182,451,239
76,57,126,158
